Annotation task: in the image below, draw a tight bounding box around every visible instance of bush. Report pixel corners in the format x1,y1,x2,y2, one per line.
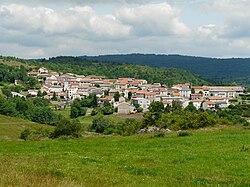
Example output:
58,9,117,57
91,108,99,116
177,131,192,137
101,106,114,115
119,119,144,136
153,131,165,138
137,107,143,113
90,115,112,133
29,107,58,125
52,118,82,138
20,129,31,141
20,127,52,141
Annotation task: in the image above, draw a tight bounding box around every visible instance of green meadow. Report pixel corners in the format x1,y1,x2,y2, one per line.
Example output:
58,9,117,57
0,114,249,186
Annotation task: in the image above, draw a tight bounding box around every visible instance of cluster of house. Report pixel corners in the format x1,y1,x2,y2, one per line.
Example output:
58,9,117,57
24,67,245,114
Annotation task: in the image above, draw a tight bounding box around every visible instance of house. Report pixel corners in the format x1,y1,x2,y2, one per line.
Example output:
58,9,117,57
98,96,114,105
27,72,39,77
201,101,216,110
192,86,210,97
115,82,128,90
206,101,216,109
131,98,150,111
117,102,135,114
180,86,191,98
49,85,64,94
192,86,244,98
185,100,203,110
38,67,49,74
208,96,229,108
28,90,38,97
14,80,21,85
190,93,202,100
11,92,26,98
208,86,244,98
67,85,79,98
161,96,183,103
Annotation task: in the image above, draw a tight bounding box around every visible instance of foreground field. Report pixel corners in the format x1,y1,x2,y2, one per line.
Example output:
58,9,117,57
0,126,249,187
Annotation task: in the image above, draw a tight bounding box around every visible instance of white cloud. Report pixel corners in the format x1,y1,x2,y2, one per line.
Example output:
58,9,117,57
116,3,190,36
0,1,250,58
0,4,130,38
211,0,250,38
0,43,45,58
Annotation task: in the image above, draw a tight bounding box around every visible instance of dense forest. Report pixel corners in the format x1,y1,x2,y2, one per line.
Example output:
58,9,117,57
35,56,208,86
83,54,250,85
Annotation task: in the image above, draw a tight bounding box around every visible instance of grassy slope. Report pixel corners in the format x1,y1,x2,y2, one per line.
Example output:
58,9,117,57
0,56,35,68
0,126,249,186
0,115,52,140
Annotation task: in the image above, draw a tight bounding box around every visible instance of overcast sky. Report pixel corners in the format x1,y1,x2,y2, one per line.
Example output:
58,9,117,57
0,0,250,58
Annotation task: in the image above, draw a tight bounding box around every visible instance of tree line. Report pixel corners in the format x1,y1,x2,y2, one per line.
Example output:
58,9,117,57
35,56,209,86
89,101,250,136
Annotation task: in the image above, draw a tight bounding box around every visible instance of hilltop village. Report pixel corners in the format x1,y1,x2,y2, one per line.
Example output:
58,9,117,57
22,67,245,114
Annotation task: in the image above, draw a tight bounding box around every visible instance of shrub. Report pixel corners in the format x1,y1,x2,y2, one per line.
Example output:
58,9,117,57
20,127,52,141
137,107,143,113
153,131,165,138
91,108,99,116
177,131,192,137
29,107,58,125
90,115,112,133
119,118,143,136
101,106,114,115
20,129,31,141
52,118,82,138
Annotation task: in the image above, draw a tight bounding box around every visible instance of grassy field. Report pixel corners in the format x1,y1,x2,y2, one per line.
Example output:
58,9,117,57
0,124,249,186
0,115,53,140
0,58,35,68
54,109,139,131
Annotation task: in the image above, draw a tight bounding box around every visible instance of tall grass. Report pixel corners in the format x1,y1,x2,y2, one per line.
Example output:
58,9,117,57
0,126,249,186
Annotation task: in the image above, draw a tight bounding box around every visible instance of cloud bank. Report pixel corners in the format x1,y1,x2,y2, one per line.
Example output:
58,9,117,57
0,0,250,58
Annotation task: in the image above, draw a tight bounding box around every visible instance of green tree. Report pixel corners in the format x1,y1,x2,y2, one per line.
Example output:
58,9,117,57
52,118,82,138
172,100,182,111
101,106,114,115
191,88,195,94
29,107,57,125
104,90,109,96
37,90,43,97
90,115,111,133
128,91,132,100
70,99,87,118
149,101,164,113
185,102,197,112
114,92,120,102
51,92,57,101
103,100,111,107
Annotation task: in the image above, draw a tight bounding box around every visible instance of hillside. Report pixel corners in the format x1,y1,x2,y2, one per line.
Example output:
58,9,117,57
82,54,250,85
0,115,53,140
35,56,208,86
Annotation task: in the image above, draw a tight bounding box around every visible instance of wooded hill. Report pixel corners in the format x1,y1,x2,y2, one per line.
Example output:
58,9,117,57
34,56,208,86
82,54,250,85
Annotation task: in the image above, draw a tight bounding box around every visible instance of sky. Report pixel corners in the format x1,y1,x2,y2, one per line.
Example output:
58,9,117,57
0,0,250,58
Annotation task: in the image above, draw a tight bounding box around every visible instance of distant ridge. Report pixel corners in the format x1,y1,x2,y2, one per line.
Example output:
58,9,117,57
82,54,250,85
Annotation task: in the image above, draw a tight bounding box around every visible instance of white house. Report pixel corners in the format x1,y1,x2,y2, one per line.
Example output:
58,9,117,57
28,90,38,97
38,67,49,74
208,86,244,98
117,102,135,114
131,98,150,111
11,92,26,98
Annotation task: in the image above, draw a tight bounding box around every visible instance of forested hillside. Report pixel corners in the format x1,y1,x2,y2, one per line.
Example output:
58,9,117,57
35,56,208,86
83,54,250,85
